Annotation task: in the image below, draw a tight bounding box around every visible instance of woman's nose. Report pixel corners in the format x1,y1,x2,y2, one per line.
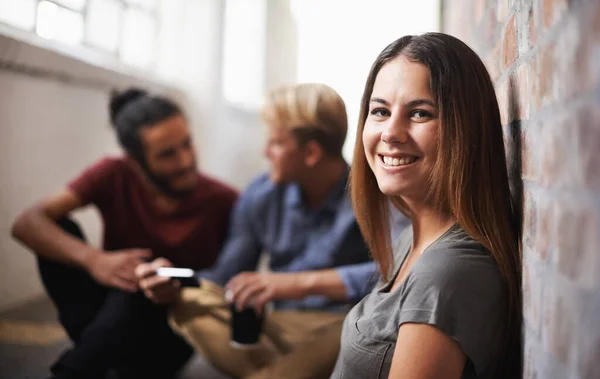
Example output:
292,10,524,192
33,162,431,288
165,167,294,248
381,118,408,145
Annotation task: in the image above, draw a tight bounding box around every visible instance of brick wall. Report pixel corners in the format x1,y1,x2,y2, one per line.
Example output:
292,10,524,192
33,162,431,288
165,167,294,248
442,0,600,378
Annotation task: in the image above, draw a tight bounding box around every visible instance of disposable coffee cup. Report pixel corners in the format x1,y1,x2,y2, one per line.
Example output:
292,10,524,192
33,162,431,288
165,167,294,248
226,291,264,348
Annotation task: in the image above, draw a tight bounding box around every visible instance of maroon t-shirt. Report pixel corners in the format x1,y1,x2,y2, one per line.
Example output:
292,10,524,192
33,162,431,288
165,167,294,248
68,156,238,270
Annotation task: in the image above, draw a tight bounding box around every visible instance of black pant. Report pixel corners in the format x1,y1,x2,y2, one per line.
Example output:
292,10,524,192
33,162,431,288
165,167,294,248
37,219,193,379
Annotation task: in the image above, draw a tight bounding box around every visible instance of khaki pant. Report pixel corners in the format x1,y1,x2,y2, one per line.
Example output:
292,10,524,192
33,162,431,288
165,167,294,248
169,281,345,379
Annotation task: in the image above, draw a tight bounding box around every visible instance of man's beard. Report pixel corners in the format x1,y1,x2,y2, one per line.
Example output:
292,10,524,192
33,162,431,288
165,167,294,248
139,160,198,199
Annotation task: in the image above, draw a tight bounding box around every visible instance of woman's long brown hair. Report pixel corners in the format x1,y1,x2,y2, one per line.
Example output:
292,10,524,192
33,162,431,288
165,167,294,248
350,33,522,377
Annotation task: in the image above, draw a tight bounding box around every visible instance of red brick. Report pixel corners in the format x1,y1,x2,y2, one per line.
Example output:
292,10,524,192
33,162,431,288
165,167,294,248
497,0,510,24
571,6,600,95
517,4,531,55
542,0,568,30
529,2,539,46
523,190,537,251
551,16,586,100
577,104,600,191
573,39,595,96
495,79,510,125
554,201,599,289
502,123,521,180
502,14,518,69
535,197,553,263
484,6,499,47
501,126,514,167
511,61,532,120
534,42,556,110
541,286,552,343
507,75,520,123
540,111,579,187
523,262,542,336
475,0,486,24
595,1,600,39
447,5,474,43
485,39,501,80
523,339,538,379
544,285,580,366
521,126,539,181
578,335,600,379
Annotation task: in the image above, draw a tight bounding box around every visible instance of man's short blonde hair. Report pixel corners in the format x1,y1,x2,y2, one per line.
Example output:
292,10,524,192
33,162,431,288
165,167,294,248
262,83,348,157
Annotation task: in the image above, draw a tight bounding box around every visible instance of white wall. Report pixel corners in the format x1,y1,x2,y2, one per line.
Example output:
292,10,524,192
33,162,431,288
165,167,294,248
0,27,191,311
0,69,118,311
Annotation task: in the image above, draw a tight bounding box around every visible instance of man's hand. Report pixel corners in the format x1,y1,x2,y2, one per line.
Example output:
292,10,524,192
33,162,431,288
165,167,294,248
84,249,152,292
226,272,309,314
135,258,182,304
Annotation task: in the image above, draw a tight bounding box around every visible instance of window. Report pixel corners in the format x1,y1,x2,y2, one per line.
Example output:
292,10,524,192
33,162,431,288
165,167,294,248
0,0,159,69
119,6,157,68
86,0,123,53
36,1,84,45
52,0,86,11
0,0,37,30
221,0,267,109
124,0,157,8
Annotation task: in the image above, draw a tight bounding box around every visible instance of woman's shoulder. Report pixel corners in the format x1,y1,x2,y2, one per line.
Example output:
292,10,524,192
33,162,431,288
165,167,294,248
425,225,497,266
409,225,503,296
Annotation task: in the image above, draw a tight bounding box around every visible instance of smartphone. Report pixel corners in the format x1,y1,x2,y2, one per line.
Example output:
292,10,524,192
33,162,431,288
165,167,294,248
156,267,200,287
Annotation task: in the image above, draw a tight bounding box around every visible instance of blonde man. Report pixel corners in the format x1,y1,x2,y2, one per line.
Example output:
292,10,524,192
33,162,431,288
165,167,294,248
137,84,386,378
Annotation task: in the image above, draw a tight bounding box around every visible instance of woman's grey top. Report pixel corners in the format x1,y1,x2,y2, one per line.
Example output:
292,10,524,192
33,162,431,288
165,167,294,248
330,224,505,379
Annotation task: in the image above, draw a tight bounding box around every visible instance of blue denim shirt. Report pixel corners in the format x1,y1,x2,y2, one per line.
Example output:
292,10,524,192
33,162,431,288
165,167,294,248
197,170,377,311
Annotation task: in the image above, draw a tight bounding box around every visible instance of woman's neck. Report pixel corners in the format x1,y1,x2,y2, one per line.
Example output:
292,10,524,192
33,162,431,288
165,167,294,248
404,199,456,255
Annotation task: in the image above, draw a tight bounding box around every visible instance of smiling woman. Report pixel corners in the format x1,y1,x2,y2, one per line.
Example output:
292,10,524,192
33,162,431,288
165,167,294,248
363,58,440,202
331,32,522,379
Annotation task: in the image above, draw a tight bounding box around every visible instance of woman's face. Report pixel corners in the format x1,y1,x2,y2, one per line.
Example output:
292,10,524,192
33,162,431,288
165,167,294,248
362,56,439,201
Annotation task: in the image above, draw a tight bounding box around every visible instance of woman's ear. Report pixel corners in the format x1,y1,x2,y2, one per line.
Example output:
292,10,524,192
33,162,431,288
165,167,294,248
303,140,324,167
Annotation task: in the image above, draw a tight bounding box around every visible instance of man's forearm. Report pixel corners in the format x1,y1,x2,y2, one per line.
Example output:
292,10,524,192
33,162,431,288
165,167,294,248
12,209,97,268
298,269,348,301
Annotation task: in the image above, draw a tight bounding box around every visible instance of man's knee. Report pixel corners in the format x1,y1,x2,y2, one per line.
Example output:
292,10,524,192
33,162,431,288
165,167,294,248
169,285,228,328
245,317,344,379
36,217,87,282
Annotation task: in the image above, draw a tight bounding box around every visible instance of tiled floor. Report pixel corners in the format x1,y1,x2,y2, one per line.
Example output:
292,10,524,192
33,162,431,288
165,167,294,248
0,297,230,379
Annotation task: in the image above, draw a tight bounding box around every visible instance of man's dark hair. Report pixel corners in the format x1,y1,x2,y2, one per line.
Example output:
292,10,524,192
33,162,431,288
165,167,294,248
109,88,181,162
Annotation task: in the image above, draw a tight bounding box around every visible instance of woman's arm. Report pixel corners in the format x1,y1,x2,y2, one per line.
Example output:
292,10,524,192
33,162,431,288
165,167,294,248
388,323,466,379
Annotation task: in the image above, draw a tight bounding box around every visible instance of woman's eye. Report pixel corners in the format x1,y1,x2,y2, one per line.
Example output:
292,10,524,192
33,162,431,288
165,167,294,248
370,108,390,117
411,109,432,120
